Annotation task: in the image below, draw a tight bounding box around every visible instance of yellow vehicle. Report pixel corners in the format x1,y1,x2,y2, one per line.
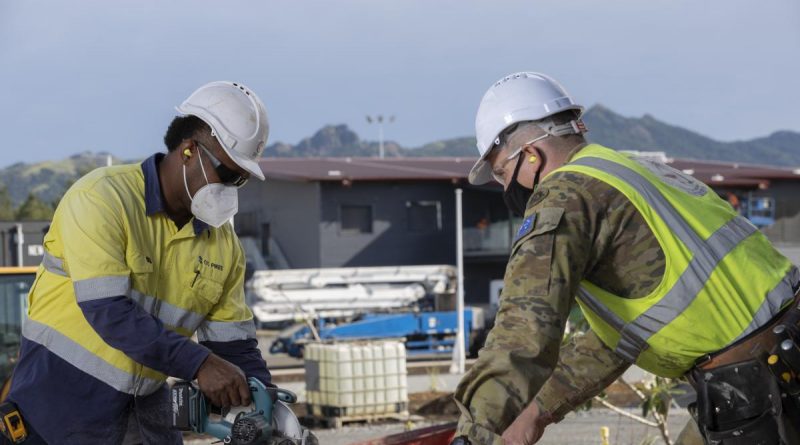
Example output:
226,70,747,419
0,267,37,401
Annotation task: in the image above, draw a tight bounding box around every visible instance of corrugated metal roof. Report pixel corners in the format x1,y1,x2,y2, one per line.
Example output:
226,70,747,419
257,156,800,187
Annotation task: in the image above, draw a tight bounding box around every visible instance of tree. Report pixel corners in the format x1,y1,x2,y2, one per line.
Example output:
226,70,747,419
16,193,54,221
0,186,14,221
51,164,97,209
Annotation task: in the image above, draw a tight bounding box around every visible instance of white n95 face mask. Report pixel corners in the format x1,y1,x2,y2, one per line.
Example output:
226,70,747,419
183,148,239,228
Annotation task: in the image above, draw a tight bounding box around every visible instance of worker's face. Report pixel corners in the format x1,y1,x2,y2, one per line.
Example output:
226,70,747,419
487,127,546,191
182,137,250,197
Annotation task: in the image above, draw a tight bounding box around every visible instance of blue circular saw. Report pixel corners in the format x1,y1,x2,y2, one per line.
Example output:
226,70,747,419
171,377,317,445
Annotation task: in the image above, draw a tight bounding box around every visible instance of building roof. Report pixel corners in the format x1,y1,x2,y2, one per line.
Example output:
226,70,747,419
257,155,800,189
667,158,800,188
258,157,476,182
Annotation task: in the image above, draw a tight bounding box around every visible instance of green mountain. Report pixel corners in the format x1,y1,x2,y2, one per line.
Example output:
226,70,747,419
261,105,800,163
2,106,799,207
583,105,800,165
0,152,122,207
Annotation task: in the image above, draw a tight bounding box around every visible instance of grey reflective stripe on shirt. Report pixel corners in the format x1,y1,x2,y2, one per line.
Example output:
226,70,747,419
571,157,769,362
42,250,67,277
74,276,131,303
197,320,256,342
130,289,206,333
22,318,163,395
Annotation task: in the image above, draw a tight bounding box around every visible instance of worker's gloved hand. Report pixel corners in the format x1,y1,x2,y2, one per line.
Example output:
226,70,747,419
501,401,550,445
196,353,252,407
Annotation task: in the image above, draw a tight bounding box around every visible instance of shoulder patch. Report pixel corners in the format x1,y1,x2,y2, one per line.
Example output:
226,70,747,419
528,187,550,208
514,214,537,243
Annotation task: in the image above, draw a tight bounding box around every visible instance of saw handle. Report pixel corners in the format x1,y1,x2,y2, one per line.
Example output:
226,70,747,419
269,387,297,404
202,379,300,443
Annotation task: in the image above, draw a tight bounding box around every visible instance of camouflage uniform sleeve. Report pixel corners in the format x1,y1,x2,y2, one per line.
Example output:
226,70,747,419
534,329,630,422
453,171,609,442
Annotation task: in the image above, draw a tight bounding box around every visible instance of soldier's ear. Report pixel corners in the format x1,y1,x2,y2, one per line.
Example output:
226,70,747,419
522,144,542,164
522,143,538,156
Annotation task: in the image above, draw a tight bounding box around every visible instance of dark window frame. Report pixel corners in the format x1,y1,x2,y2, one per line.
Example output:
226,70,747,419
406,200,442,233
338,204,374,235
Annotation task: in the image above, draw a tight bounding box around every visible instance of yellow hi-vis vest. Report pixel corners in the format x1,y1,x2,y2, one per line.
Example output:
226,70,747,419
555,144,797,377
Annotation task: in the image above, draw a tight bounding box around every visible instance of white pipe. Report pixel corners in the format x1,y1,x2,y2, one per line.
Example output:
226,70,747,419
15,224,24,267
451,188,466,374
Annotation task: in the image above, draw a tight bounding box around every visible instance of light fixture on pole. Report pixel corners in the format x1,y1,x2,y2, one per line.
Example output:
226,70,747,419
365,114,395,159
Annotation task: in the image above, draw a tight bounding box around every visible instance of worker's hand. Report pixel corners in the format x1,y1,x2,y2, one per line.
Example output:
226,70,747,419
196,353,252,407
501,401,550,445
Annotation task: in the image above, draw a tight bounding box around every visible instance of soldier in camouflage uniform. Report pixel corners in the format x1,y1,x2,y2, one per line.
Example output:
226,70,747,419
453,124,693,444
451,72,799,445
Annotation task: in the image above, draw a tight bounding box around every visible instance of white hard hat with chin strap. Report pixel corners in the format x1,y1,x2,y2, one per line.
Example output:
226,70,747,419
176,81,269,181
469,72,586,185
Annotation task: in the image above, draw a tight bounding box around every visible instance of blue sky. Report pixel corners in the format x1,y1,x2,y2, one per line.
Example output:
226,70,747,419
1,0,798,166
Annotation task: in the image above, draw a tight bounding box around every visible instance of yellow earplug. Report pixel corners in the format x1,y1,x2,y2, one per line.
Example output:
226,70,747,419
529,156,538,163
184,149,192,157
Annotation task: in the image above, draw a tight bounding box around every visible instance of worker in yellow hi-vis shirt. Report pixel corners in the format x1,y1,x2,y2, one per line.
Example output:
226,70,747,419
5,82,273,444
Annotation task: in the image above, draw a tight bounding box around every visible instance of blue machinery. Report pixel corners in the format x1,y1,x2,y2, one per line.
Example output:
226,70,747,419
742,196,776,228
270,309,481,358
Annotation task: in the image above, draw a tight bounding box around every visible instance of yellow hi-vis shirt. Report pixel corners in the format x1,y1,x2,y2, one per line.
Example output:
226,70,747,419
24,154,258,395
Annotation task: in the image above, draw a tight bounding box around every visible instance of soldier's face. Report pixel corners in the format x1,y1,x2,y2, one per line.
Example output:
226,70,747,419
489,146,521,186
489,132,546,190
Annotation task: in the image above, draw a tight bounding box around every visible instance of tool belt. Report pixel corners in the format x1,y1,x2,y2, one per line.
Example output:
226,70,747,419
687,291,800,444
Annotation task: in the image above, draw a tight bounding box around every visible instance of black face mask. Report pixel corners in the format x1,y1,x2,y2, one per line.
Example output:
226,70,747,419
503,154,540,216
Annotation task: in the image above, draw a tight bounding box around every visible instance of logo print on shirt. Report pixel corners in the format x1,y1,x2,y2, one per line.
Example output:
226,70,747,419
198,255,224,271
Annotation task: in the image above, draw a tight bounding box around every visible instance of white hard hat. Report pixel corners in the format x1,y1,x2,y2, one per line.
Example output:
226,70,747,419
469,72,584,185
176,81,269,181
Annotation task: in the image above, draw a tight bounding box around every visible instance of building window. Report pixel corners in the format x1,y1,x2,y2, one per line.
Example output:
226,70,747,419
340,205,372,234
406,201,441,232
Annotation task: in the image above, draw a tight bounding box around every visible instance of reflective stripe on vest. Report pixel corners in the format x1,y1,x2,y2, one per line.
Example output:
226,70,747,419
573,155,756,361
568,155,794,364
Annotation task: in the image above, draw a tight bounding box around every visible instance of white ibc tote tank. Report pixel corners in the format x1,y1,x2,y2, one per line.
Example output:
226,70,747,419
304,340,408,419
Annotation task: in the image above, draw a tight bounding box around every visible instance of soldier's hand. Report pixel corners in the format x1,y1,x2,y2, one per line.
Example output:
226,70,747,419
196,353,252,407
501,401,548,445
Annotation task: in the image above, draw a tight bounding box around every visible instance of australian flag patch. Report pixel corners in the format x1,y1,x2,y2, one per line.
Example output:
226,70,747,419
514,214,536,244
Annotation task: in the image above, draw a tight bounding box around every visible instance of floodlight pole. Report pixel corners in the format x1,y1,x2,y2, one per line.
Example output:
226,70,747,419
365,114,395,159
379,123,385,159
